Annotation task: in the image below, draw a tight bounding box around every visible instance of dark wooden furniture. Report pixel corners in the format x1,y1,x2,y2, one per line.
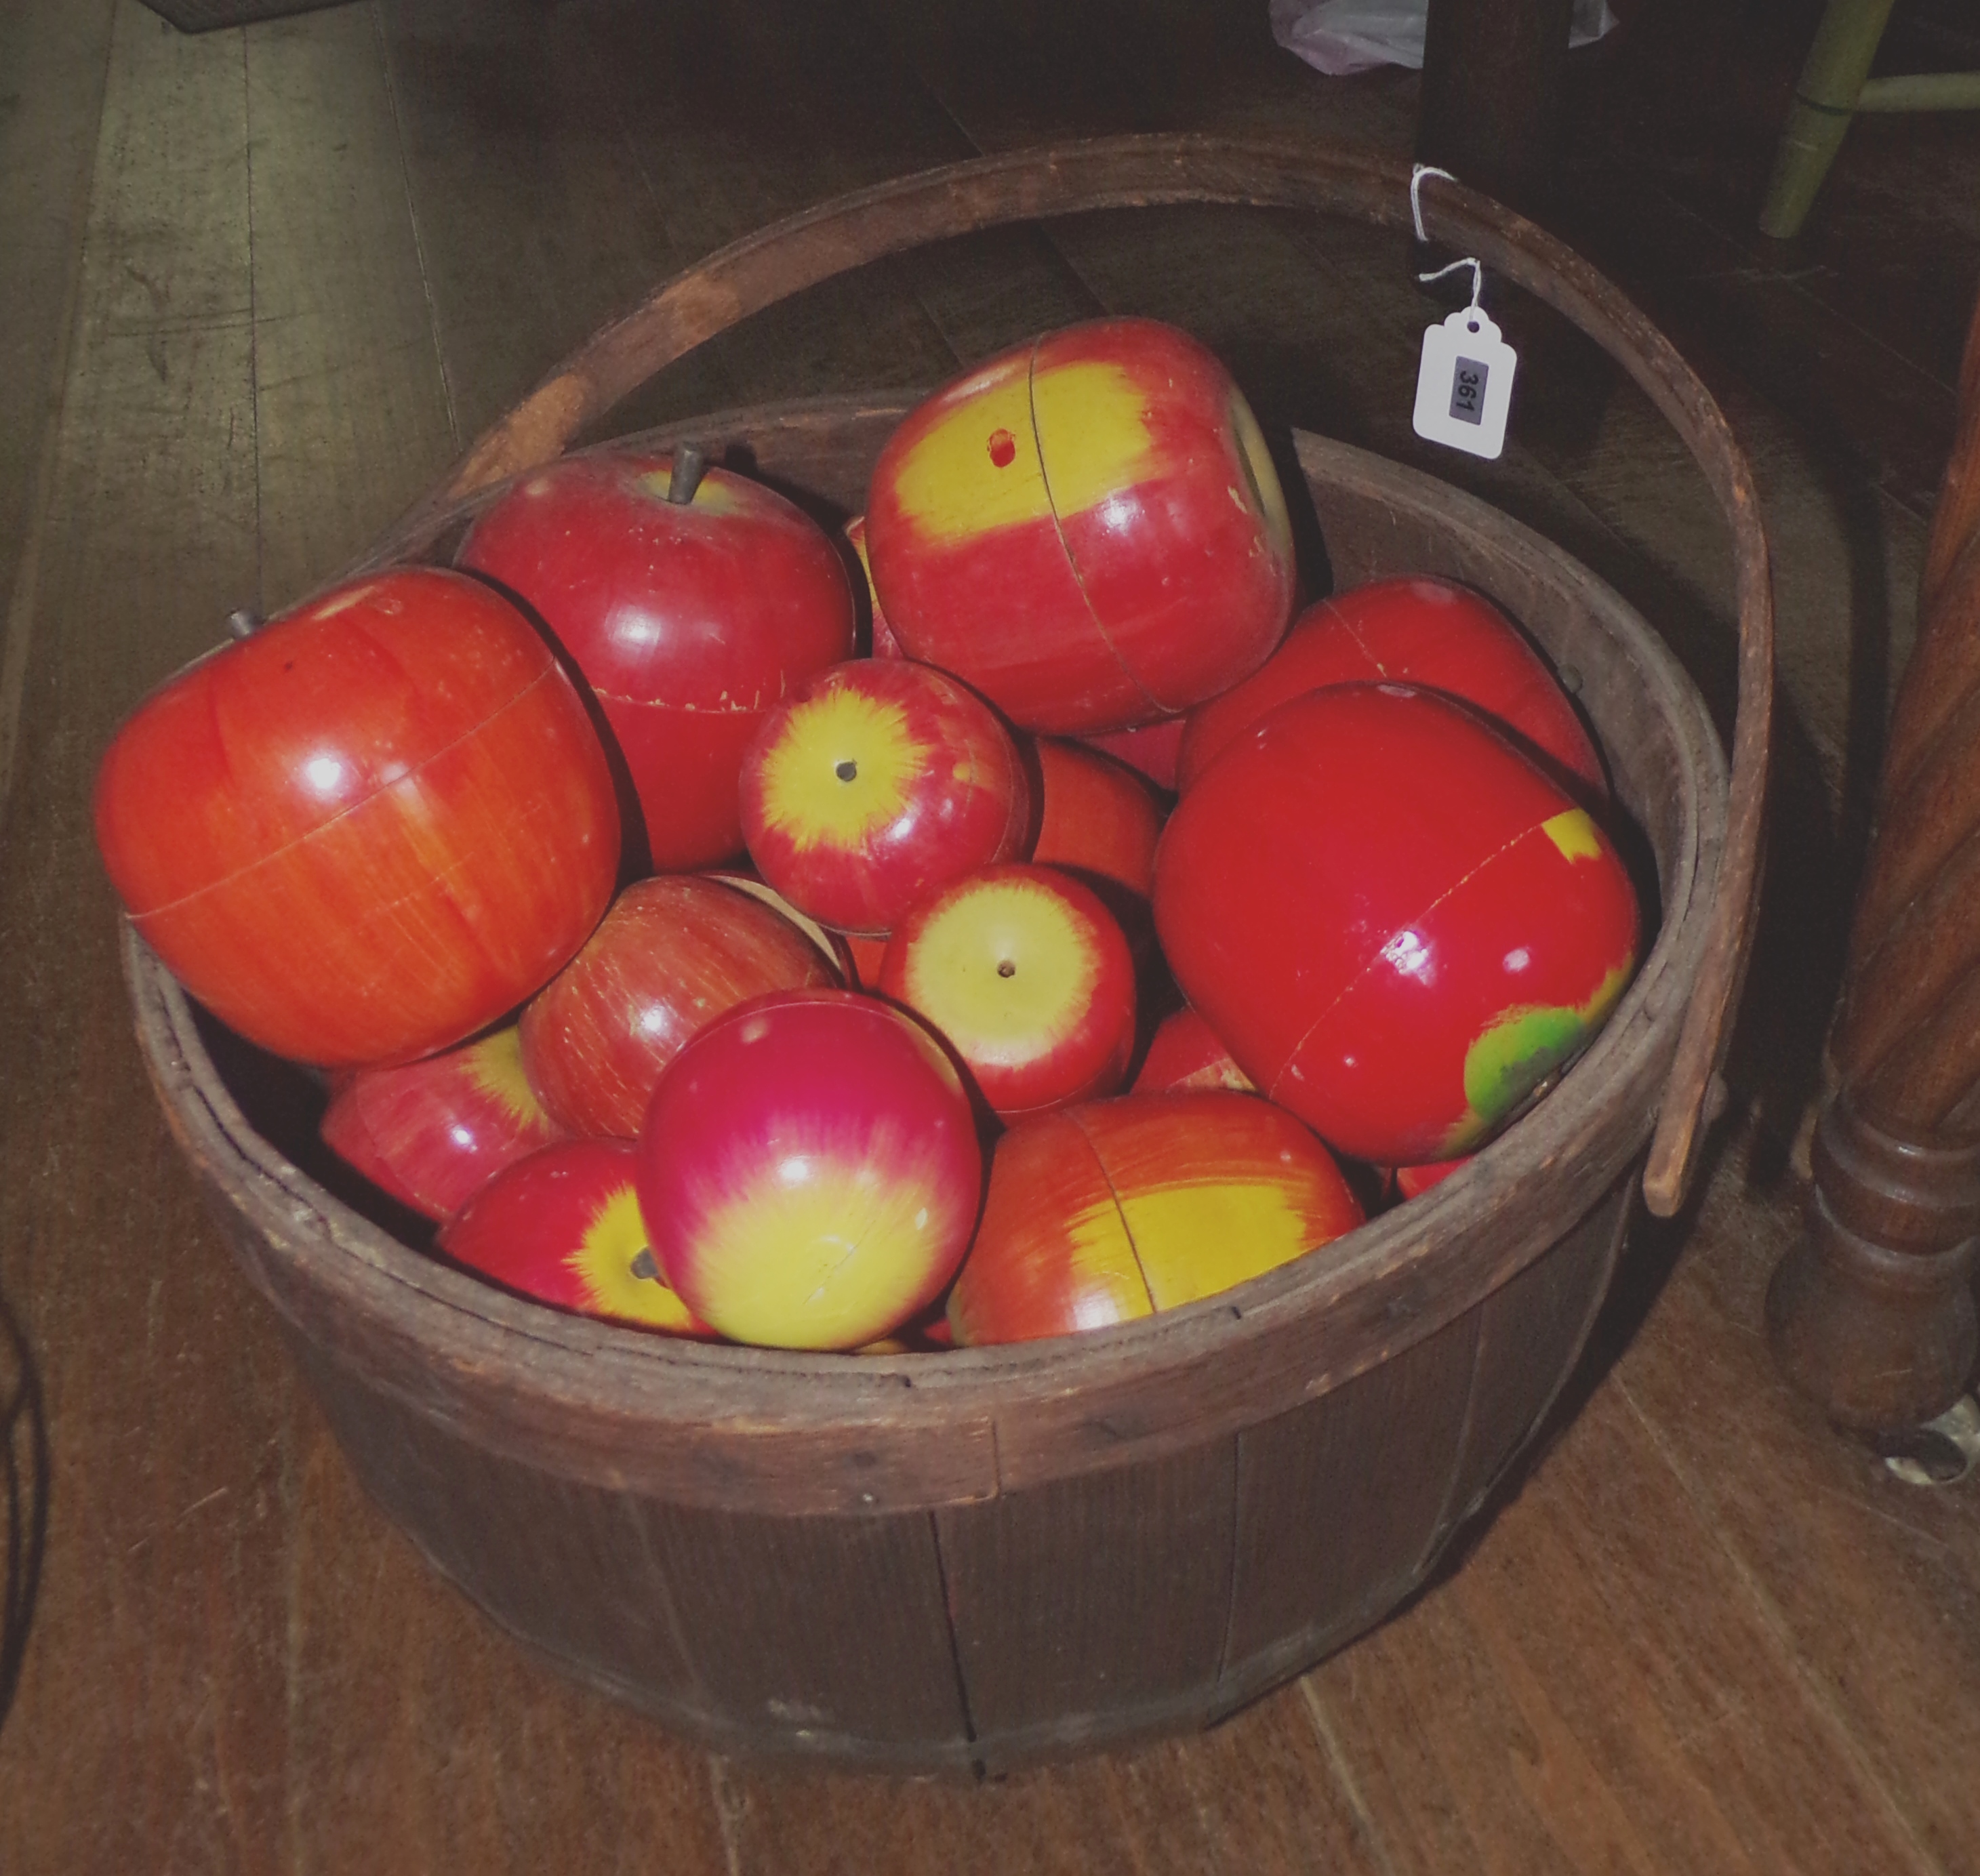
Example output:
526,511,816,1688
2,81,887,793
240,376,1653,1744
1767,283,1980,1431
118,136,1769,1774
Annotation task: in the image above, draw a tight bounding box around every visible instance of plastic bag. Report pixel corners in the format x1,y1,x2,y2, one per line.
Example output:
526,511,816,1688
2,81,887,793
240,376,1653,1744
1269,0,1617,79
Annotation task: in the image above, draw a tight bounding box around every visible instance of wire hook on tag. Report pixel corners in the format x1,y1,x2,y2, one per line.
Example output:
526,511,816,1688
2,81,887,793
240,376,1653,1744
1409,163,1482,312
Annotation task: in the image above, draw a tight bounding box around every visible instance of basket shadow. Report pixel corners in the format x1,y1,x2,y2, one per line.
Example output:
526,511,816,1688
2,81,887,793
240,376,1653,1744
0,1278,49,1738
1394,1137,1727,1613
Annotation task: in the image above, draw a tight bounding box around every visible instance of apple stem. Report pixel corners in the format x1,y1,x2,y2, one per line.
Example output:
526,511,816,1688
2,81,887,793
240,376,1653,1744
226,608,262,640
666,445,707,505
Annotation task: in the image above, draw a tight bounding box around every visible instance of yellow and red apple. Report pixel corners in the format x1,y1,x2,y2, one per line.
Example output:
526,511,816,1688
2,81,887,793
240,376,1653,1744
520,874,838,1140
863,317,1296,734
320,1023,565,1221
878,863,1138,1122
437,1137,716,1337
947,1092,1364,1345
93,567,620,1068
739,659,1030,935
636,988,983,1350
458,451,854,870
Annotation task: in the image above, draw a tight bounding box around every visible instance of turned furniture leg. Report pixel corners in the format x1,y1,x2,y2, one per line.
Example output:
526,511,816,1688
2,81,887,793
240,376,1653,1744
1758,0,1897,239
1766,286,1980,1431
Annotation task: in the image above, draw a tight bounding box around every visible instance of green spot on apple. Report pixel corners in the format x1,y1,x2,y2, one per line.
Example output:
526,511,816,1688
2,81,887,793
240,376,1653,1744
1444,960,1634,1154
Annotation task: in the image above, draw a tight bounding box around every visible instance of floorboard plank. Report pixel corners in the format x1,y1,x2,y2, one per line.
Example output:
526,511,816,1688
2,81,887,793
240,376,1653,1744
1304,1360,1945,1876
245,5,457,607
0,8,287,1870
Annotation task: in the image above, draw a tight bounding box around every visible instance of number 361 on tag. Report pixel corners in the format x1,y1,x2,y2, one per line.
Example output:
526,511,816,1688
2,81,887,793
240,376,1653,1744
1413,308,1518,460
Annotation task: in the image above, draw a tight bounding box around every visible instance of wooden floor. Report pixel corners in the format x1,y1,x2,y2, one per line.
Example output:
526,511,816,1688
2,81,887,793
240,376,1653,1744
4,0,1979,1867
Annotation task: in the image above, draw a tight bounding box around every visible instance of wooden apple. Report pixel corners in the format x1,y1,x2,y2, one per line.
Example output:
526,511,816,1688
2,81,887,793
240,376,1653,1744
739,659,1030,935
1176,575,1604,796
1081,716,1186,792
93,567,620,1067
702,868,857,981
636,989,983,1350
948,1092,1364,1345
878,863,1137,1121
1155,683,1640,1166
1396,1158,1470,1200
320,1023,565,1221
863,317,1296,734
458,450,854,870
843,931,891,990
843,514,904,659
438,1137,715,1337
1030,738,1163,904
1131,1006,1255,1095
520,874,838,1140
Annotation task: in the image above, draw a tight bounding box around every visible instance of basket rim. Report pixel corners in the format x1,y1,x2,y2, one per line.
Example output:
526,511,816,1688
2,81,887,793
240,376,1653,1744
126,412,1725,1511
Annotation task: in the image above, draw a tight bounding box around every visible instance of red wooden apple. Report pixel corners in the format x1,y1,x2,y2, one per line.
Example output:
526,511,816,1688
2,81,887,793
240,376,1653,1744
843,514,904,659
1396,1158,1470,1200
94,567,620,1067
1176,575,1604,796
520,874,838,1139
321,1023,565,1220
1080,717,1186,793
844,931,890,990
1155,683,1640,1166
864,317,1296,733
438,1137,715,1336
703,868,857,981
1131,1006,1255,1095
948,1092,1364,1345
458,451,854,870
739,659,1030,935
878,863,1137,1121
1030,738,1163,904
637,988,983,1350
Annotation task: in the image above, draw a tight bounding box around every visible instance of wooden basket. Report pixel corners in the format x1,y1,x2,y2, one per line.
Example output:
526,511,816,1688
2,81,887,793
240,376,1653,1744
121,136,1771,1774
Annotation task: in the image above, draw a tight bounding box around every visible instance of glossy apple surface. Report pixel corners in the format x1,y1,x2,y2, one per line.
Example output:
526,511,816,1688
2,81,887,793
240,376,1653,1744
94,567,620,1067
1155,683,1640,1165
1131,1006,1255,1095
1176,576,1604,796
864,317,1295,733
739,659,1030,935
458,452,854,870
521,874,838,1139
321,1023,565,1220
879,863,1137,1120
438,1138,714,1335
637,989,983,1350
948,1092,1363,1345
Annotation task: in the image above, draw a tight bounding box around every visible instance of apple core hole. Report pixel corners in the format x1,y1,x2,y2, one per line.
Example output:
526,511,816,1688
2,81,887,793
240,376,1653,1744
630,1248,661,1282
834,759,857,782
997,960,1017,978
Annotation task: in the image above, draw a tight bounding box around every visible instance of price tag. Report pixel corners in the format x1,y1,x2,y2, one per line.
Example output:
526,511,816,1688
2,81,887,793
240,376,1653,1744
1413,307,1517,460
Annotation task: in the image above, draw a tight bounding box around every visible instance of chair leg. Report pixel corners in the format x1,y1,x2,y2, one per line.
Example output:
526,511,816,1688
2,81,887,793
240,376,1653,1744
1758,0,1899,239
